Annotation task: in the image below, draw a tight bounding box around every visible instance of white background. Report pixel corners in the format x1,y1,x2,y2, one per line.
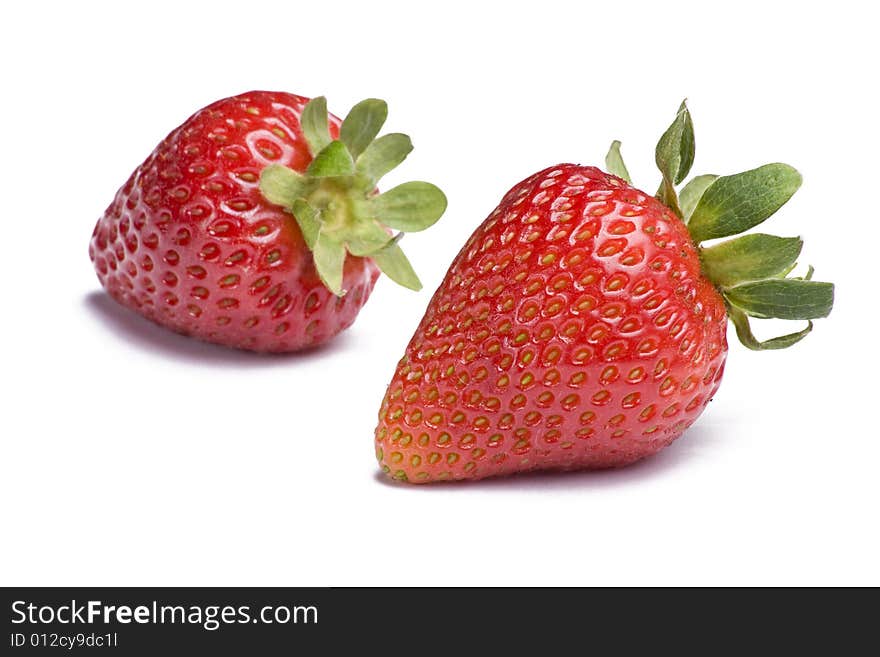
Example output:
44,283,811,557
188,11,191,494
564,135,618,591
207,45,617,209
2,1,877,586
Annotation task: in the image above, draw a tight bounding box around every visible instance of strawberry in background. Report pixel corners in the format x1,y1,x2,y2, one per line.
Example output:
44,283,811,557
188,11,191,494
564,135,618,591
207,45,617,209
374,103,834,483
90,92,446,352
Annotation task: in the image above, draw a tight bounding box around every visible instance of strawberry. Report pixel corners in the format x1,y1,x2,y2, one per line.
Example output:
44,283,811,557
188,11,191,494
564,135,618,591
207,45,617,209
374,103,834,483
90,91,446,352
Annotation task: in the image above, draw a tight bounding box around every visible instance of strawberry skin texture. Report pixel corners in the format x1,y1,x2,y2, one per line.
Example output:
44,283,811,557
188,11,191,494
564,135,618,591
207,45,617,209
375,165,728,482
89,91,379,352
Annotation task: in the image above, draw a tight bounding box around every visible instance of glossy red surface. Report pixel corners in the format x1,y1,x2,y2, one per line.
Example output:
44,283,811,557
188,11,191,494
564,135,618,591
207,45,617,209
89,91,379,352
375,165,728,482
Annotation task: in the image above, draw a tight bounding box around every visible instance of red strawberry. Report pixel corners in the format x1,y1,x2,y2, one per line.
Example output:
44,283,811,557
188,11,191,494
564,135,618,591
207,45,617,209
90,91,446,352
375,103,833,482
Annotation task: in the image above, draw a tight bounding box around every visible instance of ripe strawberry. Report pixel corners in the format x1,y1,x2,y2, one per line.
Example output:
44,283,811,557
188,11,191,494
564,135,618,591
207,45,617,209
375,103,834,482
90,91,446,352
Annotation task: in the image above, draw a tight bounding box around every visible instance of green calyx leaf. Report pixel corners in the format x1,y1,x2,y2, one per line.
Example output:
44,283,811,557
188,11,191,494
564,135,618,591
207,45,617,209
346,220,394,257
370,238,422,291
291,199,320,250
340,99,388,159
687,164,802,243
301,96,332,156
679,174,717,222
718,260,832,350
356,133,413,186
257,96,447,296
655,100,695,186
725,278,834,321
259,165,306,207
727,306,814,351
313,231,347,296
368,181,447,232
307,140,355,177
654,101,695,216
700,233,803,288
605,140,632,183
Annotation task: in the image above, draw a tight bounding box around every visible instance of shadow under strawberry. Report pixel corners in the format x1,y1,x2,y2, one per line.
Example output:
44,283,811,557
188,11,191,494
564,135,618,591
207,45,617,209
83,291,352,367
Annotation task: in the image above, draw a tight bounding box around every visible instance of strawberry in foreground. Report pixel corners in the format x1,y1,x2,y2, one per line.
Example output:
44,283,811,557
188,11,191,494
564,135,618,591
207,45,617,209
90,91,446,352
375,103,834,483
